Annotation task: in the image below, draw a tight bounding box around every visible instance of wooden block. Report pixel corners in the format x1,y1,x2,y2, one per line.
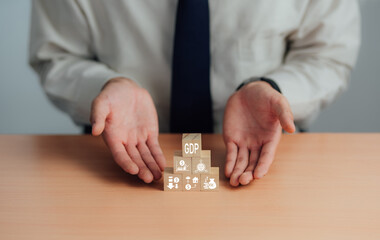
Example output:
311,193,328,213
164,167,183,191
182,133,202,157
182,173,201,191
192,150,211,174
201,149,211,159
173,150,192,174
201,167,219,191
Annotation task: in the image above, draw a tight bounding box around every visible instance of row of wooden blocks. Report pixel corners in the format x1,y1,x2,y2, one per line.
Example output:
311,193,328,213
164,167,219,191
164,133,219,192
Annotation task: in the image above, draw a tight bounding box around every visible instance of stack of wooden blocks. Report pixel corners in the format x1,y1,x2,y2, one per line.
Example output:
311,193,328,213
164,133,219,192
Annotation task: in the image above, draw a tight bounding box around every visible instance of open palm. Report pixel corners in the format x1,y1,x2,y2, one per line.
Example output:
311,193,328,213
223,81,295,186
91,78,166,183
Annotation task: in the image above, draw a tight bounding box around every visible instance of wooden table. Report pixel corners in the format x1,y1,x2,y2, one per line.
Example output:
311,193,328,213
0,134,379,239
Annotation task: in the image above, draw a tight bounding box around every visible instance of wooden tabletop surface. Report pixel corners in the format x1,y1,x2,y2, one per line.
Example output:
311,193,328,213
0,134,379,239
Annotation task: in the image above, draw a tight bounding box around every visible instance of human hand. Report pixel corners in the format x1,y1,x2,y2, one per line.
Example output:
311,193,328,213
90,77,166,183
223,81,295,187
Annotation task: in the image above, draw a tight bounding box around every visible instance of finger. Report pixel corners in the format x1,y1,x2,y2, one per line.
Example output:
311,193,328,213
253,139,279,179
90,97,110,136
147,136,166,171
224,142,238,178
239,149,260,185
126,144,154,183
229,146,249,187
107,140,139,175
273,97,295,133
137,142,162,181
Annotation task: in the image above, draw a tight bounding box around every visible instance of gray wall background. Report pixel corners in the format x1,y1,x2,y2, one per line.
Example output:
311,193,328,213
0,0,379,134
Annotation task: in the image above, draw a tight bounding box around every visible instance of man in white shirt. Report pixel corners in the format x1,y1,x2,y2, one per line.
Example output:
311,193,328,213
29,0,360,187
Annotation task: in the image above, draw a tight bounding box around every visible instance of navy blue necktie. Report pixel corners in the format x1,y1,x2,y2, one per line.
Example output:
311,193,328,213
170,0,213,133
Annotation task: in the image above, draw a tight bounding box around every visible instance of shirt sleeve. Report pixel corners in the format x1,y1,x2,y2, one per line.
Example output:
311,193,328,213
265,0,361,129
29,0,123,125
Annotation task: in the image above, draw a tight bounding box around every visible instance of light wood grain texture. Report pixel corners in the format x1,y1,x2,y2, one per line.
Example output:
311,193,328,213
192,150,211,174
200,167,219,192
0,134,380,239
163,167,182,192
182,173,200,191
182,133,201,157
173,152,191,174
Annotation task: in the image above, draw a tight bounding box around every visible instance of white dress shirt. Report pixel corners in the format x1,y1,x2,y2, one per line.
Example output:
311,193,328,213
29,0,360,132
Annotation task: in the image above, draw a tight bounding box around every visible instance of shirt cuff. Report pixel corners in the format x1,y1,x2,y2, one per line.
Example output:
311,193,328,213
236,77,281,93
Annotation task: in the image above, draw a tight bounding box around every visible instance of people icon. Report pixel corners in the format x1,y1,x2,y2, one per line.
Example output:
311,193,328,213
195,159,208,173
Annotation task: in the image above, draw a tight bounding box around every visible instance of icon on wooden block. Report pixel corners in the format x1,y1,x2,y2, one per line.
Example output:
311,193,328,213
182,173,201,191
164,167,183,191
192,150,211,174
192,158,210,174
201,167,219,191
182,133,202,157
173,150,191,173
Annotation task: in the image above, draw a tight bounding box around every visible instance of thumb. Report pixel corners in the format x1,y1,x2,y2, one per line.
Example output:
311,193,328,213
273,96,296,133
90,97,110,136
